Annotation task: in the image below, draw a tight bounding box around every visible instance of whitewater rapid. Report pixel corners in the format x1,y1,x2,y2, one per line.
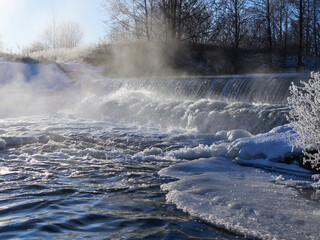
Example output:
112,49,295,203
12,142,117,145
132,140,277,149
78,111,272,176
0,60,318,239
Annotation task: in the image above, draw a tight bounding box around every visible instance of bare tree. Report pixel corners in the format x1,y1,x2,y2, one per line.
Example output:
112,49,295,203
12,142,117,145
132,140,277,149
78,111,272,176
40,20,83,50
102,0,320,74
104,0,212,43
57,21,83,48
313,0,318,56
24,41,46,53
41,8,59,50
104,0,154,41
212,0,251,73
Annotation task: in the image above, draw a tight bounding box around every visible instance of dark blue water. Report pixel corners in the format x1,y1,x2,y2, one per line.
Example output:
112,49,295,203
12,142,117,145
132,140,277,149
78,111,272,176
0,116,248,239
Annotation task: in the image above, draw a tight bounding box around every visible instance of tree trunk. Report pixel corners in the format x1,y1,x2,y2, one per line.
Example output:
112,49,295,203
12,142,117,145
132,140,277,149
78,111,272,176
284,7,288,71
267,0,273,70
234,0,239,74
177,0,182,41
297,0,303,72
144,0,150,40
314,0,318,56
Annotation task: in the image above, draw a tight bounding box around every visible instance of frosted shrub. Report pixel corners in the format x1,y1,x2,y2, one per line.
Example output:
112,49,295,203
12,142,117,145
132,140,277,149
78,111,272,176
27,46,94,63
288,72,320,170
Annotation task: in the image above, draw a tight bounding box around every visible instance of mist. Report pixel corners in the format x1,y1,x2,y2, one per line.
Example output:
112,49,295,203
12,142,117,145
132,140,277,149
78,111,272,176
101,40,186,78
0,60,74,117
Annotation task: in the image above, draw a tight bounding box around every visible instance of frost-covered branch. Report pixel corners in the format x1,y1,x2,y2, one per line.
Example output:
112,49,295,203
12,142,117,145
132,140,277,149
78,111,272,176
288,72,320,169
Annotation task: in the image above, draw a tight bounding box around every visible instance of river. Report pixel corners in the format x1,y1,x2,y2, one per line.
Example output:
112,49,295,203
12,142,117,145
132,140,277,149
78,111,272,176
0,61,318,239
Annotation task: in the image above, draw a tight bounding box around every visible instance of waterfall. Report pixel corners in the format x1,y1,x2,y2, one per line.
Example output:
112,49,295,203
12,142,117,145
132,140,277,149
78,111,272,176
69,73,310,134
92,73,309,104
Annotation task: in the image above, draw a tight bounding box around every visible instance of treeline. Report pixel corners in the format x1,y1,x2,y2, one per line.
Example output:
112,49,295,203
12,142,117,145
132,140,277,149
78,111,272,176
104,0,320,73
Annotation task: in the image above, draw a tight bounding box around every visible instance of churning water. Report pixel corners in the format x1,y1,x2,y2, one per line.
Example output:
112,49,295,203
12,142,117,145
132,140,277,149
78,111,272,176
0,116,246,239
0,66,314,239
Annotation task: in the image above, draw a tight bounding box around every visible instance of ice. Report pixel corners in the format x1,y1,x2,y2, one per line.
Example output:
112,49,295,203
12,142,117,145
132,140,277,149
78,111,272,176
0,139,5,150
158,125,319,238
225,125,314,176
227,125,301,160
216,129,252,141
168,143,229,160
160,157,320,239
141,147,163,156
1,136,22,146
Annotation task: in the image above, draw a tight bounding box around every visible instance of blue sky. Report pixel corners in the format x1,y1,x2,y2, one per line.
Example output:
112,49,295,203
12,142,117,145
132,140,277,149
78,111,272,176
0,0,107,52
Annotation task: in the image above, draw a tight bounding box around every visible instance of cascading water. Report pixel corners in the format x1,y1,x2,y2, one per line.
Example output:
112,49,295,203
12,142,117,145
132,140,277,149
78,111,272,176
70,73,308,134
0,62,318,240
87,73,308,103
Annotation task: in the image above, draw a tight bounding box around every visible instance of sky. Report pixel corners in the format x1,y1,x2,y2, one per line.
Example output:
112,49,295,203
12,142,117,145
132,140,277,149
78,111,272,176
0,0,107,52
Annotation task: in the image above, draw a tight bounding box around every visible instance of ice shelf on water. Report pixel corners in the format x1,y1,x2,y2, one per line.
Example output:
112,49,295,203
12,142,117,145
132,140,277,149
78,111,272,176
159,125,319,239
159,157,319,240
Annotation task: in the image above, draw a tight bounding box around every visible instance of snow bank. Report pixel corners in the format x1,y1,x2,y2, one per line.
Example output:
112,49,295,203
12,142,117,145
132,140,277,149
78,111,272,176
216,129,252,141
227,125,300,160
226,125,312,176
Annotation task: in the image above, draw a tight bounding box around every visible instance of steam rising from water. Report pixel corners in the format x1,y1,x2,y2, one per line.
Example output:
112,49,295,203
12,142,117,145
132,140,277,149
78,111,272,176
0,60,307,134
0,61,71,117
104,41,183,77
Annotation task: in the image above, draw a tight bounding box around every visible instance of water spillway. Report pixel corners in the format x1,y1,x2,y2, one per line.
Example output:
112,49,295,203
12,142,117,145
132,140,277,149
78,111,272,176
72,73,309,135
93,73,309,104
0,65,309,134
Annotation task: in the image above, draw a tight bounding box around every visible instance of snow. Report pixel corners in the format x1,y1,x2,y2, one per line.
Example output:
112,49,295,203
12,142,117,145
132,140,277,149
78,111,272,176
158,125,318,239
216,129,252,141
227,125,301,160
168,143,229,160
